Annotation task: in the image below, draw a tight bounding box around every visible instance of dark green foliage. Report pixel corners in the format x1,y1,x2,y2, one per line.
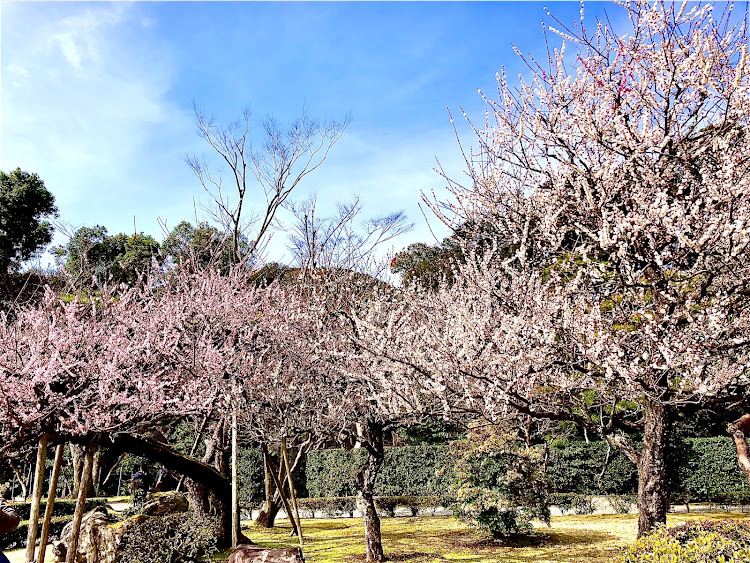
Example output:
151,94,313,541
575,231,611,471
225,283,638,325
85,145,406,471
474,507,533,538
547,441,638,494
304,445,454,499
450,428,550,538
391,241,458,289
303,438,748,504
8,498,109,520
669,437,750,503
115,511,218,563
0,515,71,550
304,449,366,498
52,225,160,288
0,168,58,273
162,221,236,273
238,446,264,508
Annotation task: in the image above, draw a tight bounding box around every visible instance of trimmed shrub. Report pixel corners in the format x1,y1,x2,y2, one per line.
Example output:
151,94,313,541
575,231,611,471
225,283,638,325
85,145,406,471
450,428,550,538
296,496,357,517
304,445,454,499
669,437,750,503
115,511,218,563
547,441,637,494
0,515,72,550
607,494,636,514
8,498,109,520
620,519,750,562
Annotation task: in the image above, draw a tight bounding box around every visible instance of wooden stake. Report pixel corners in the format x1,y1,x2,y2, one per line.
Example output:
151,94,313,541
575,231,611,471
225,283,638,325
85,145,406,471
37,444,64,563
281,438,303,546
25,435,48,563
231,410,239,549
262,444,298,538
65,445,95,563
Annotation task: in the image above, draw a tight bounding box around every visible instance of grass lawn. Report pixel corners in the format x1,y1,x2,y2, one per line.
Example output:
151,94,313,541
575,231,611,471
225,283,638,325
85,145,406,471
206,512,750,563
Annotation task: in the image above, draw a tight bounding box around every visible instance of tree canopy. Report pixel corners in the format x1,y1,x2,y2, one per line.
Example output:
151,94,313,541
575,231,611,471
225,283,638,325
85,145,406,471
0,169,58,273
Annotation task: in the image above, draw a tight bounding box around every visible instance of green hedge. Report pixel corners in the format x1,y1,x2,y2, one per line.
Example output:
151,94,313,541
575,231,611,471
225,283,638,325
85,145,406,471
303,438,749,503
295,495,440,517
547,441,638,494
0,515,72,550
304,445,454,499
8,498,109,520
669,437,750,502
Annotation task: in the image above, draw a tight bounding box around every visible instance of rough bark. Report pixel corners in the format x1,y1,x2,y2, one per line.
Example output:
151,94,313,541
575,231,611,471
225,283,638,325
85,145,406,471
730,415,750,486
254,451,279,528
636,401,669,538
65,446,94,563
227,545,303,563
62,430,250,548
9,460,28,499
355,421,385,563
232,412,239,549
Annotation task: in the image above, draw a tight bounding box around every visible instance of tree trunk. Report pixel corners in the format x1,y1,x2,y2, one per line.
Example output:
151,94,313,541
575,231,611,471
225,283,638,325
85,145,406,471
255,446,285,528
70,444,83,498
231,411,239,549
254,450,279,528
63,429,251,548
730,415,750,486
65,445,94,563
356,421,385,563
9,460,28,499
636,400,669,538
281,439,303,545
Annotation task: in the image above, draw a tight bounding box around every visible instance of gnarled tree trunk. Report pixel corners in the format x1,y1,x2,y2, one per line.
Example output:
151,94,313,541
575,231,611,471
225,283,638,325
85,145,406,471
63,430,250,548
730,415,750,486
356,421,385,563
254,450,281,528
636,400,669,538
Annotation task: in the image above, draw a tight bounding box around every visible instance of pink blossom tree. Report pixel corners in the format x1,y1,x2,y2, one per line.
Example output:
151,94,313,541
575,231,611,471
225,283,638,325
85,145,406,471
357,0,750,537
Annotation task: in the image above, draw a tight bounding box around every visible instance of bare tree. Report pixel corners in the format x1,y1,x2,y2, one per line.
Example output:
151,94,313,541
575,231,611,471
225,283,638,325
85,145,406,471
186,106,350,264
287,194,413,277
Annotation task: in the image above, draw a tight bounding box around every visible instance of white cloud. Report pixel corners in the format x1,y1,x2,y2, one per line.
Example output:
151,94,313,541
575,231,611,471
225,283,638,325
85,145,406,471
1,2,200,258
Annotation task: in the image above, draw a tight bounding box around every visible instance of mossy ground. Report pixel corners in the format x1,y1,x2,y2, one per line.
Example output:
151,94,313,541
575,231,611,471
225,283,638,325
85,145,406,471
206,512,750,563
9,511,750,563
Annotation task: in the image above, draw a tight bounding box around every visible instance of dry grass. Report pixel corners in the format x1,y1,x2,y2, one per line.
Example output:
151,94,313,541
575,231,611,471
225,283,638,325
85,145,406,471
9,511,750,563
221,512,750,563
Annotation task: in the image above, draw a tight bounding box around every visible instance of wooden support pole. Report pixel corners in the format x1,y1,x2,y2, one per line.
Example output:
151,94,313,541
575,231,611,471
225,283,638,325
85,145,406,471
25,435,48,563
65,445,95,563
262,444,298,537
37,444,64,563
281,438,303,546
231,410,239,549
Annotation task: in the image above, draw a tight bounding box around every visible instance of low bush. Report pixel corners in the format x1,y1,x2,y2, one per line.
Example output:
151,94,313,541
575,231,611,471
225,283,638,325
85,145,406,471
0,515,72,550
549,493,596,515
607,494,636,514
115,511,218,563
620,519,750,563
450,428,550,539
9,498,109,520
295,495,440,517
296,496,357,517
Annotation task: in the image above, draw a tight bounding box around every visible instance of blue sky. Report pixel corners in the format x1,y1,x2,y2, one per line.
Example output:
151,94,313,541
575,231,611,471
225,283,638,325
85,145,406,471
1,1,622,268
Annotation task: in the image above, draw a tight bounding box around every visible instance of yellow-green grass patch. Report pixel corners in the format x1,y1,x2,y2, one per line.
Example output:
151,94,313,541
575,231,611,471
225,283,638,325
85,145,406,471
209,512,750,563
